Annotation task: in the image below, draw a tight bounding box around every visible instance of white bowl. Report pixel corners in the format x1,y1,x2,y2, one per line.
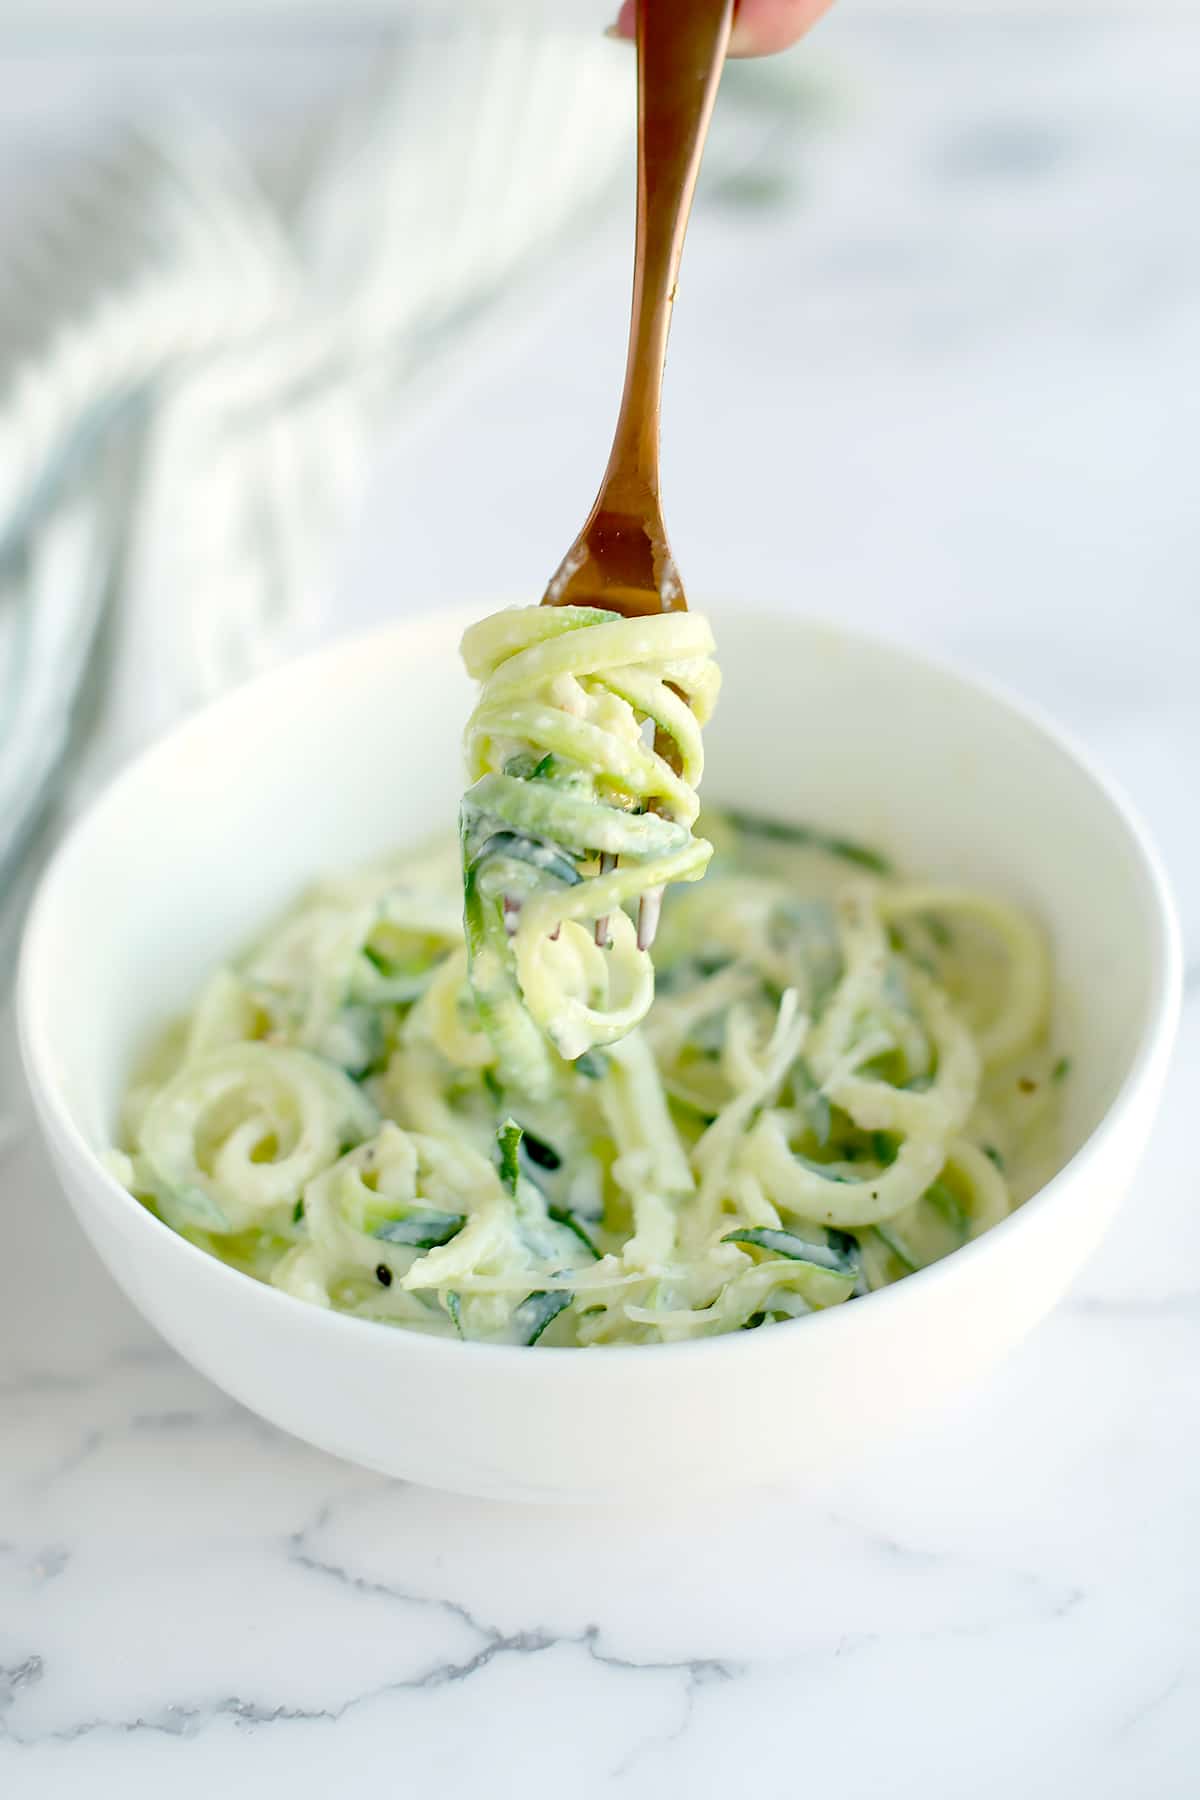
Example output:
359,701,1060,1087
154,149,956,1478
18,607,1181,1503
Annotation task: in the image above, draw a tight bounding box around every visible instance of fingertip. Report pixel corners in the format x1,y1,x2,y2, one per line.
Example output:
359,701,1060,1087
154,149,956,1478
607,0,833,59
607,0,635,44
730,0,836,58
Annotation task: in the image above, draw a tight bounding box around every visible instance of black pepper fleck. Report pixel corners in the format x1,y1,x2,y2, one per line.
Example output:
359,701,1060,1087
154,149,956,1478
523,1133,562,1172
375,1263,393,1287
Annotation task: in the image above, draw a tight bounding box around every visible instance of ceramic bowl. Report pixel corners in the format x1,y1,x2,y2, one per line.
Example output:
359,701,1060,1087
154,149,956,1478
18,606,1181,1502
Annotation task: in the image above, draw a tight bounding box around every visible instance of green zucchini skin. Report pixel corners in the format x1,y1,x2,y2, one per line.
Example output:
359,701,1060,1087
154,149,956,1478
722,1226,860,1277
373,1211,465,1249
512,1289,573,1346
722,806,892,875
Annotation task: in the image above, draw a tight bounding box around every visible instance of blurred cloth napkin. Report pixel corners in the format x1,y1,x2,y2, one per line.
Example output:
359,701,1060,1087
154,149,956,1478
0,24,636,951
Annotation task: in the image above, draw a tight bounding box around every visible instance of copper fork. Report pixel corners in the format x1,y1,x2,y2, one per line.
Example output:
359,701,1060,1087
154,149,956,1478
542,0,734,947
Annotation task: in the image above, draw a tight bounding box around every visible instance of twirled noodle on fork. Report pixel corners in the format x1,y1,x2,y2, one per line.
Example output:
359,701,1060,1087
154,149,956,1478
458,604,720,1097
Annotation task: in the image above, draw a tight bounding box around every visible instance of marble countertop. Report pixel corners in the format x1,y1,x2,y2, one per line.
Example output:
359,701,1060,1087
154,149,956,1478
3,13,1199,1796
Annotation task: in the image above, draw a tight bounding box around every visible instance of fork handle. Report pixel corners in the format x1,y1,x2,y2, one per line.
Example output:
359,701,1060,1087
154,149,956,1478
604,0,734,507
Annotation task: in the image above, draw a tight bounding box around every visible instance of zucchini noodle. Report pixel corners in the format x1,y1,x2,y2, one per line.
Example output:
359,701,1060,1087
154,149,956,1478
112,809,1064,1347
458,605,720,1098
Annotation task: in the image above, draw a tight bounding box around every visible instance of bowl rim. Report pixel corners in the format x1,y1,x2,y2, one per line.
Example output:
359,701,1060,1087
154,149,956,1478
16,602,1184,1369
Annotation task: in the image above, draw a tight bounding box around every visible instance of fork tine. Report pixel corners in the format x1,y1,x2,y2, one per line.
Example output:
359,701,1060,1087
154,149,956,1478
636,885,663,952
594,852,617,946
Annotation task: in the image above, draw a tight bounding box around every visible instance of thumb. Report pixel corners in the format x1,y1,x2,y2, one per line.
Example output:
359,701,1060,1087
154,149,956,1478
609,0,835,59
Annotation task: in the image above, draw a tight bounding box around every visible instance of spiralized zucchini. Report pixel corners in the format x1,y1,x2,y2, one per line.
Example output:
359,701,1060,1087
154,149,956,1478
113,810,1063,1346
458,605,720,1097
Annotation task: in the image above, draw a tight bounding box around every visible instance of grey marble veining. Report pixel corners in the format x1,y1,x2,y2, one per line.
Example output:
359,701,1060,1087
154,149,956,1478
3,13,1199,1797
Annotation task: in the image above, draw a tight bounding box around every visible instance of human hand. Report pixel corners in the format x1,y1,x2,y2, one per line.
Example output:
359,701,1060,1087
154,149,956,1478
610,0,835,58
